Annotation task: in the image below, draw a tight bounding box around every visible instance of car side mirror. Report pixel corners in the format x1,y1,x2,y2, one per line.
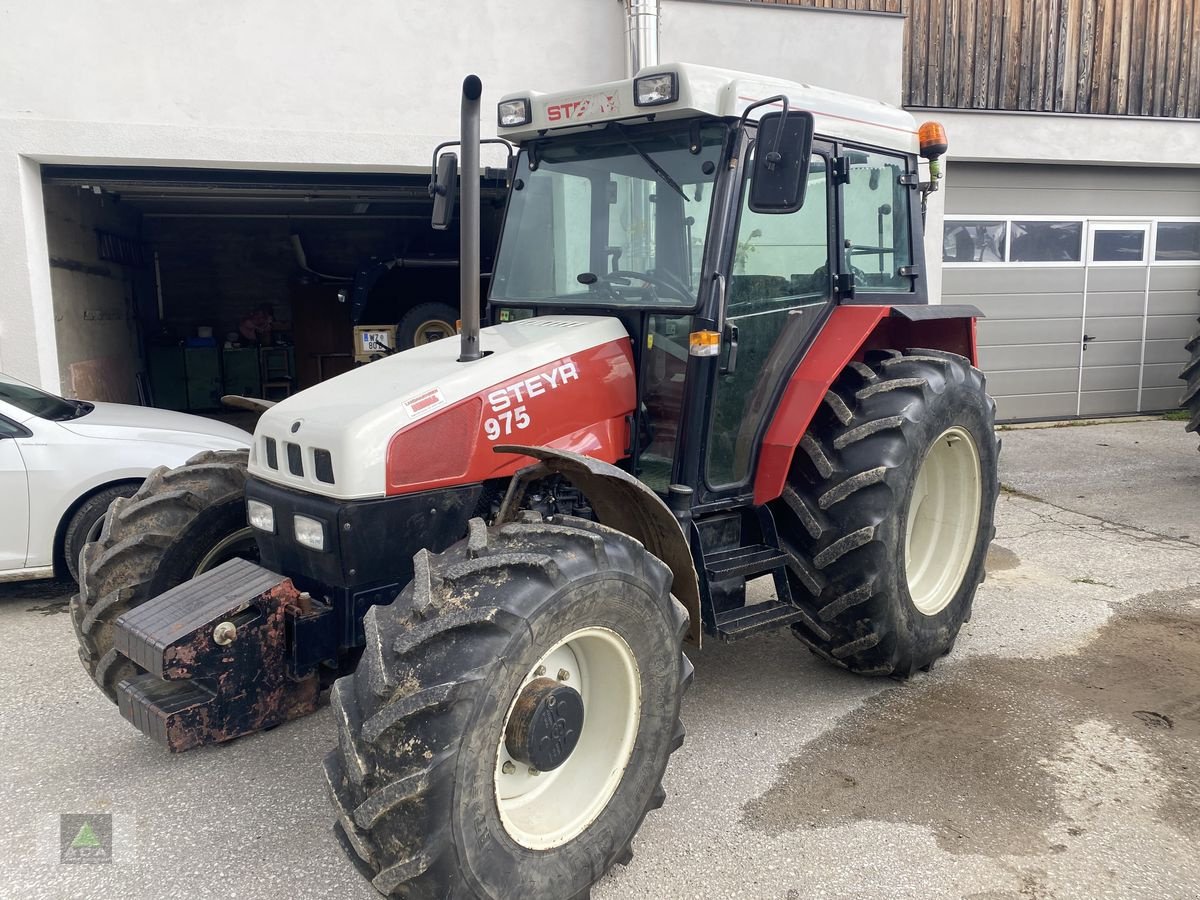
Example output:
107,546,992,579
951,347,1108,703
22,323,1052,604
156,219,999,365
749,110,815,214
430,151,458,231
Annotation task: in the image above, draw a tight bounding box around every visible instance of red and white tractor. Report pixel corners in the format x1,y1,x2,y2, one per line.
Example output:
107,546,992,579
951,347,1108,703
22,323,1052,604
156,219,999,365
72,63,998,899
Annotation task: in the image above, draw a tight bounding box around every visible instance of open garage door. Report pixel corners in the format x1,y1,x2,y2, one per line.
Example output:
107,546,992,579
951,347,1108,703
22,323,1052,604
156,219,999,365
40,166,505,410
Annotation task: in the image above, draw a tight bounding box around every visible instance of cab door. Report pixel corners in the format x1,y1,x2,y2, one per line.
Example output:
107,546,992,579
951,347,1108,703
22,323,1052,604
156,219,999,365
0,415,30,570
703,142,835,491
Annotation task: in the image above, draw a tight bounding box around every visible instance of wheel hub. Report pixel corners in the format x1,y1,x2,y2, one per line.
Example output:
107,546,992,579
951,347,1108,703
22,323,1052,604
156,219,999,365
504,677,585,772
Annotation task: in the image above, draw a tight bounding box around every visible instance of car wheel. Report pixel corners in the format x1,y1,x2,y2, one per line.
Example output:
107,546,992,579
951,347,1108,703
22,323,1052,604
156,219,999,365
62,484,139,584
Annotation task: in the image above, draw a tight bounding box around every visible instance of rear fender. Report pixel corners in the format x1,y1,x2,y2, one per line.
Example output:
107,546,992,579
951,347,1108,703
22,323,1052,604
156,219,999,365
495,445,702,646
753,304,981,505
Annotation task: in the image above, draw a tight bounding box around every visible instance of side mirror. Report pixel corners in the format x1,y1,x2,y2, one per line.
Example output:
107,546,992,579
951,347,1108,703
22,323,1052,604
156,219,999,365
430,151,458,230
748,110,815,214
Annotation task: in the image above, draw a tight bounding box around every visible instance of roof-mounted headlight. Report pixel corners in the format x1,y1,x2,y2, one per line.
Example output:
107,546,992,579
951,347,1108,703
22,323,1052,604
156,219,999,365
498,98,532,128
634,72,677,107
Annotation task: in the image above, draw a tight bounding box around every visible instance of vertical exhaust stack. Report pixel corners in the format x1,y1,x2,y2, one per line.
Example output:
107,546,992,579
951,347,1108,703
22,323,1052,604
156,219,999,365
459,74,483,362
623,0,660,76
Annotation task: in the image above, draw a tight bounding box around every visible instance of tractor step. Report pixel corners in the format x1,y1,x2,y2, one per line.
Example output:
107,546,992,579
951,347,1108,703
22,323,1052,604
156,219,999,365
112,557,323,752
704,544,789,581
714,600,807,641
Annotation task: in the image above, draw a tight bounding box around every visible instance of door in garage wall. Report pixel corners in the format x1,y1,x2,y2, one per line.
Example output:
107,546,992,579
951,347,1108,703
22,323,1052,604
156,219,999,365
1079,222,1151,417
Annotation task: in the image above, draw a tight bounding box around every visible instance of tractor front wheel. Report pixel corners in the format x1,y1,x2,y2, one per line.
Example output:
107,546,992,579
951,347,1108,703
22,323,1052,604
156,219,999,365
324,515,691,899
774,348,999,676
69,449,256,701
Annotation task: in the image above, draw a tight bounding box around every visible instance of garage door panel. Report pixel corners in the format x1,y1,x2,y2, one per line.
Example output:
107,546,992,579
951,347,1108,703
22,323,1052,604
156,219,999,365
994,392,1077,420
1085,268,1149,291
978,318,1080,345
986,367,1078,395
1141,385,1186,411
943,267,1084,295
1083,293,1147,317
1081,340,1141,367
1143,338,1190,365
1081,365,1139,392
1142,362,1189,389
979,343,1079,372
963,294,1083,320
1149,266,1200,291
1146,291,1200,316
1146,314,1200,340
1081,316,1143,341
1079,389,1140,416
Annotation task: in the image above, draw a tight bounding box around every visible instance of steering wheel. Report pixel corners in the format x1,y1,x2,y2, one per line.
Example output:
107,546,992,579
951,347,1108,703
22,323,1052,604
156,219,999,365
602,270,692,302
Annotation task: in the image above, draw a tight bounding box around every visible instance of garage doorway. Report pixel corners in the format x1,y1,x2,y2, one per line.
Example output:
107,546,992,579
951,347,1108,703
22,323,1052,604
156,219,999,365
39,166,505,410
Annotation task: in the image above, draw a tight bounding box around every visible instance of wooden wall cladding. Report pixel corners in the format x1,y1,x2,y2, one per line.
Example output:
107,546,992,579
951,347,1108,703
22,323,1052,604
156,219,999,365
903,0,1200,116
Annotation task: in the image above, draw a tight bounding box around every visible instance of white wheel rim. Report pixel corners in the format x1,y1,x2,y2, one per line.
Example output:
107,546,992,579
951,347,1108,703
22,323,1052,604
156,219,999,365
495,626,641,850
904,426,982,616
413,318,455,345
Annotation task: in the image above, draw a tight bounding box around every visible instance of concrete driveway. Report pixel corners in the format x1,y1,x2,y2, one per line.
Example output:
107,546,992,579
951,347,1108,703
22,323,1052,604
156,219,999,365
2,418,1198,900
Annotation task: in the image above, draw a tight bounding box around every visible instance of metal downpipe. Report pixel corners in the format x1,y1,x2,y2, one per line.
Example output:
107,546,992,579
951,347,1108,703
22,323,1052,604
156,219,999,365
623,0,660,77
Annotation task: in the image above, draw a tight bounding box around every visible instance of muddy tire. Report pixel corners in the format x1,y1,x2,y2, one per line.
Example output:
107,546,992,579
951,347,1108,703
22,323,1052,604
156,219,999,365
69,449,257,701
1181,316,1200,445
324,515,691,899
773,349,999,676
397,302,459,349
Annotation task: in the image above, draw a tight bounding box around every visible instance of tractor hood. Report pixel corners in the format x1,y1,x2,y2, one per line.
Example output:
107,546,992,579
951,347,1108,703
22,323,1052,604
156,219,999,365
248,315,636,500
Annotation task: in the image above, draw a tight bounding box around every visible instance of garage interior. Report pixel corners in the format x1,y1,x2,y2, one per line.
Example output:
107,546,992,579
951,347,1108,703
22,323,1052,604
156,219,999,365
40,167,504,411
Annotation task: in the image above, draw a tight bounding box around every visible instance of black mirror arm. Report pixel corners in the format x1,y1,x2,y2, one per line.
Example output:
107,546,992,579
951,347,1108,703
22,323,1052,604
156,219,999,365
736,94,790,153
428,138,515,196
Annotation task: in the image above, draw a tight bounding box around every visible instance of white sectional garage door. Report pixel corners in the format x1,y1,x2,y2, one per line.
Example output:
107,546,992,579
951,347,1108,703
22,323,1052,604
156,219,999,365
942,164,1200,422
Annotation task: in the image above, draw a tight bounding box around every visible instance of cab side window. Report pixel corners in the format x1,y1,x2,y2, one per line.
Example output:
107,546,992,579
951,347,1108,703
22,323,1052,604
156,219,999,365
841,149,912,292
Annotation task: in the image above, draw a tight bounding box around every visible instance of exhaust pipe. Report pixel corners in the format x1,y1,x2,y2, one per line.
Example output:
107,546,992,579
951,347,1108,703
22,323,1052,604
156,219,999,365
459,74,483,362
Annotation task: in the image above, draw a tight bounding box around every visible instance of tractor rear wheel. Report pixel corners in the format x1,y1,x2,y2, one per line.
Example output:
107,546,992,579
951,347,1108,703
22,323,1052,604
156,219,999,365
1181,316,1200,446
324,515,691,899
69,449,257,701
773,349,999,676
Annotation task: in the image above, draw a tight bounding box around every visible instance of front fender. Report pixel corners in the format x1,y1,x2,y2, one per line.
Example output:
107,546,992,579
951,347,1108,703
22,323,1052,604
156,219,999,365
495,445,702,646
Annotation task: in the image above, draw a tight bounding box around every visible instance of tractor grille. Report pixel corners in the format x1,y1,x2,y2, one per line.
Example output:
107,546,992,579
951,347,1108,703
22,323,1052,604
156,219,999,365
259,435,334,486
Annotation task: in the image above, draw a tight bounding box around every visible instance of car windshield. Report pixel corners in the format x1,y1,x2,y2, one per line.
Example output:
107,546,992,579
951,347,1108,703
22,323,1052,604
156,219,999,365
0,372,90,421
490,120,728,307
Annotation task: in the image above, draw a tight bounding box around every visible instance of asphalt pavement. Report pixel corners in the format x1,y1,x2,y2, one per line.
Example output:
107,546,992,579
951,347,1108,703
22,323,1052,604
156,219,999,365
2,417,1198,900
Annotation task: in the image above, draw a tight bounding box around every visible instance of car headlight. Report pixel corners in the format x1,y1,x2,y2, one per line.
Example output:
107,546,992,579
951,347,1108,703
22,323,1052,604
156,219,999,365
247,499,275,533
293,514,326,552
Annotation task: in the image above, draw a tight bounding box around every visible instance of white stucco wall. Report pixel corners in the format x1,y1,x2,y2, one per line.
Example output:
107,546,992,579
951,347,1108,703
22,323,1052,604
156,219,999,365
932,109,1200,168
660,1,903,104
0,0,905,389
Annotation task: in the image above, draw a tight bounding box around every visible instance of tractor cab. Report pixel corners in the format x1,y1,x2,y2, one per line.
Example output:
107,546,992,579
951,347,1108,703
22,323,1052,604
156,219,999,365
481,64,938,503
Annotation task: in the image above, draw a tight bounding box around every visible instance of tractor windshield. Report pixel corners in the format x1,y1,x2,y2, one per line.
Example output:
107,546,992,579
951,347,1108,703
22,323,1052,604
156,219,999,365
490,121,728,308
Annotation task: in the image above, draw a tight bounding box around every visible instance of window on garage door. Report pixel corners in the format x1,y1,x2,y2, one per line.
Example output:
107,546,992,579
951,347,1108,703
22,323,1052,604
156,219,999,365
1010,221,1083,263
1089,224,1148,264
1154,221,1200,262
943,220,1006,263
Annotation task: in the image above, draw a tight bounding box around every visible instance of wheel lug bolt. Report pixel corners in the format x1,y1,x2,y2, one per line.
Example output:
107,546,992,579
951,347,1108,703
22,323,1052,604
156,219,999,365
534,665,546,677
557,668,570,681
213,621,237,645
502,761,516,775
528,767,540,776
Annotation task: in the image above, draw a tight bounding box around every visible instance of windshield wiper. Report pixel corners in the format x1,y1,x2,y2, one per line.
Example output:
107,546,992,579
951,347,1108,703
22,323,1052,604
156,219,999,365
612,123,689,202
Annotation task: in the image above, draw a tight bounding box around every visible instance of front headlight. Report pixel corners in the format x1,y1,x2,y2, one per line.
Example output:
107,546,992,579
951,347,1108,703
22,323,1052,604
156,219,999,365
634,72,677,107
498,98,532,127
293,514,326,552
247,499,275,533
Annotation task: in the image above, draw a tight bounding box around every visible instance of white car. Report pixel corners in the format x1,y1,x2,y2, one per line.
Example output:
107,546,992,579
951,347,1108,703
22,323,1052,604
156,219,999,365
0,372,251,583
